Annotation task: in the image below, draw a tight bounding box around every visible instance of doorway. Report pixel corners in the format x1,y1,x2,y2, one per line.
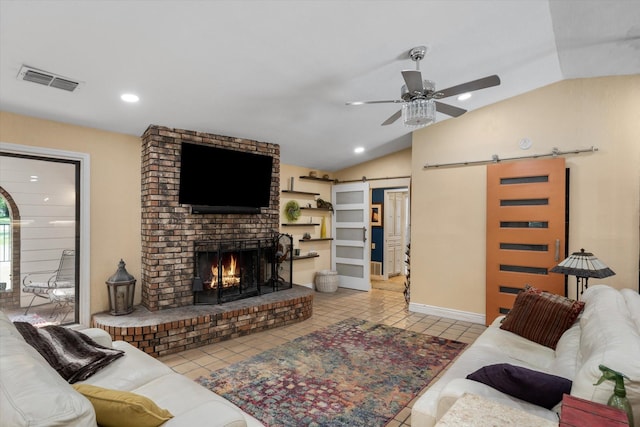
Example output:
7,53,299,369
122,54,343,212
485,158,567,325
370,187,409,282
331,182,371,291
384,189,409,279
0,143,90,325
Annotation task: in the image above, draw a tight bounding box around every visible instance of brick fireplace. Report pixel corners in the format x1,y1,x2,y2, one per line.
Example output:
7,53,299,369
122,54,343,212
140,125,280,311
92,126,312,356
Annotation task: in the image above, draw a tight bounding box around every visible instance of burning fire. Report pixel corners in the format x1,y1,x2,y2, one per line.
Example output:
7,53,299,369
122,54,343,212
210,254,240,288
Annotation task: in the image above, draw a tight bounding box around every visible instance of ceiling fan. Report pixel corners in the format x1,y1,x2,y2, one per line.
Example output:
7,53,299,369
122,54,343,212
346,46,501,127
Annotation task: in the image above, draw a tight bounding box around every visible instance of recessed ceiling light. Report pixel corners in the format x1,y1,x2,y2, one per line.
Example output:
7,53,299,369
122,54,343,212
457,93,472,101
354,147,365,154
121,93,139,103
30,175,38,182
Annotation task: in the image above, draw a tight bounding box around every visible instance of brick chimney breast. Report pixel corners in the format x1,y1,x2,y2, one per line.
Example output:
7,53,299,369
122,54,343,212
140,125,280,311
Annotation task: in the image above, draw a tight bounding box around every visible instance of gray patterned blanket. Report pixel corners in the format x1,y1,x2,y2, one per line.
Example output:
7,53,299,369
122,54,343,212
14,321,124,383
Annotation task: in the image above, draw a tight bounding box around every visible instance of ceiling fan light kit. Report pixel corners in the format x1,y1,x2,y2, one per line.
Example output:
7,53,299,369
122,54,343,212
347,45,501,129
402,99,436,127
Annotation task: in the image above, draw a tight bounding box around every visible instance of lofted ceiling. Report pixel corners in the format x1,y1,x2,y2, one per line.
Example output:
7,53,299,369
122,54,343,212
1,1,639,171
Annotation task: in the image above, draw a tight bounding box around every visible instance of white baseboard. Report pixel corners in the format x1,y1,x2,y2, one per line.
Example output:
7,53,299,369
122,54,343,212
408,302,485,325
297,282,314,289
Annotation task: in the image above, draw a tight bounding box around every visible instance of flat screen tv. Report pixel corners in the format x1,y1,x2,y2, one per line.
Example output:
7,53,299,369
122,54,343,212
178,142,273,214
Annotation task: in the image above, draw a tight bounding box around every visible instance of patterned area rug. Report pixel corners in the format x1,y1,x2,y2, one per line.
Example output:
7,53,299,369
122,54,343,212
196,318,467,426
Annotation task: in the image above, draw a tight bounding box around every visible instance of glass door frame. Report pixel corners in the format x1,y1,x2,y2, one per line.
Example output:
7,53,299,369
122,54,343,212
331,181,371,291
0,142,91,325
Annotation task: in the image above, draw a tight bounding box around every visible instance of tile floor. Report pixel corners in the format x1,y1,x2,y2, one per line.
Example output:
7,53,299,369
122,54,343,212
158,287,486,426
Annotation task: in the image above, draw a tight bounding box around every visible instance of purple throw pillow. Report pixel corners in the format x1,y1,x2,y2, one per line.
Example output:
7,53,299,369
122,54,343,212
466,363,571,409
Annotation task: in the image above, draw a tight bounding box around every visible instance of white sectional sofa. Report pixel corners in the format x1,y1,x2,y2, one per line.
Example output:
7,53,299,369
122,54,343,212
411,284,640,427
0,311,264,427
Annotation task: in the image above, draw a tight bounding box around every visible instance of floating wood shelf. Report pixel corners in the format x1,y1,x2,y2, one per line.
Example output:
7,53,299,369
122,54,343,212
281,223,320,227
299,238,333,242
300,207,332,212
281,190,320,196
299,176,335,183
292,254,320,260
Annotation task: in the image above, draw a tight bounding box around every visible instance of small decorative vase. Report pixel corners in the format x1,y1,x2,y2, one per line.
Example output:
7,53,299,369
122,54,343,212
320,216,327,239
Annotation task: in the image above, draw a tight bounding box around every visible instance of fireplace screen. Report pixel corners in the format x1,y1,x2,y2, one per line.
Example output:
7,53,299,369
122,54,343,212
193,235,292,304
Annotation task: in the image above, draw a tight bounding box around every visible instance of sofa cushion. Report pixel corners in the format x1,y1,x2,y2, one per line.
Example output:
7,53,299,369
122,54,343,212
467,363,572,409
133,374,251,427
82,341,255,427
0,313,96,427
75,327,114,348
548,321,581,379
477,316,556,370
73,384,173,427
434,378,561,424
82,341,177,391
572,285,640,426
411,316,557,427
500,285,584,349
621,288,640,332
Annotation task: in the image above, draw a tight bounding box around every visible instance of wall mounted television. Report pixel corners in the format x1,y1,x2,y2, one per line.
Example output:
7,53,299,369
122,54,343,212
178,142,273,214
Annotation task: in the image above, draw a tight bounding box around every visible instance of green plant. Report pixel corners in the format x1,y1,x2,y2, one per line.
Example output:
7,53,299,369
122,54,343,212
285,200,301,222
0,196,8,221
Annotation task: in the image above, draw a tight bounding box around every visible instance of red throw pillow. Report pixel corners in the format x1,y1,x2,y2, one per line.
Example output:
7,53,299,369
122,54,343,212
499,285,584,349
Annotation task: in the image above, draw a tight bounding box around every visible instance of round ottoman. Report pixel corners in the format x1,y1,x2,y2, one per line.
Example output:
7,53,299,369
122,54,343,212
315,270,339,293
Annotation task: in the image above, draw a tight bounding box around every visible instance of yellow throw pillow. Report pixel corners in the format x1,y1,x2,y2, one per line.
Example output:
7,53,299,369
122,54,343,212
73,384,173,427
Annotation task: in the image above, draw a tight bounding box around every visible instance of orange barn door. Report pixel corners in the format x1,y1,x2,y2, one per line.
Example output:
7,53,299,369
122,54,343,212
486,158,567,325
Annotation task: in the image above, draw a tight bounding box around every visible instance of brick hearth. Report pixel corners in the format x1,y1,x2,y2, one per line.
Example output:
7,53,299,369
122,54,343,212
93,286,313,357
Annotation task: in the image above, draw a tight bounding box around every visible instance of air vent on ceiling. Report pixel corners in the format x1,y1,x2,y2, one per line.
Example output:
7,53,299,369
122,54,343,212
17,65,81,92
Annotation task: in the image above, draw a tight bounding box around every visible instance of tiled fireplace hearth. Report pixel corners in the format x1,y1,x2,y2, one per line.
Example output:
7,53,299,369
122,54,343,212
92,125,313,356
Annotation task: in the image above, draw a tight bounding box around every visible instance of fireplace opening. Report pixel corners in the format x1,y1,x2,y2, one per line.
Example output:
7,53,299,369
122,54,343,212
193,235,292,304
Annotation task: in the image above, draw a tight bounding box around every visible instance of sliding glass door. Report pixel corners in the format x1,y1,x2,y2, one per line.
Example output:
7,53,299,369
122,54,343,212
0,150,81,324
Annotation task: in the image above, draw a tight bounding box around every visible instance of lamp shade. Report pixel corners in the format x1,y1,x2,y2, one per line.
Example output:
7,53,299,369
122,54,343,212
550,248,615,279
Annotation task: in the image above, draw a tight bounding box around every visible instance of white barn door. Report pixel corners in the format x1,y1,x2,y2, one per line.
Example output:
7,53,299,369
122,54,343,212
331,182,370,291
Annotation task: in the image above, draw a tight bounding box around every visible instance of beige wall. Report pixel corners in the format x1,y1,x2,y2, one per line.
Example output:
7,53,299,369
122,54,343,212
0,112,333,315
2,75,638,321
280,165,334,286
334,148,412,185
0,112,142,316
410,76,640,321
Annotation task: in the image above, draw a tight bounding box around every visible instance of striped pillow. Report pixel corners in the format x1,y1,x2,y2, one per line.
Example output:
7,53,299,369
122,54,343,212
500,285,585,349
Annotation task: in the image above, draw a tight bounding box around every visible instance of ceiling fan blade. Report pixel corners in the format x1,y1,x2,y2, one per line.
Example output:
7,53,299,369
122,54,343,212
381,110,401,126
401,70,424,94
346,100,403,106
436,75,501,99
435,101,467,118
